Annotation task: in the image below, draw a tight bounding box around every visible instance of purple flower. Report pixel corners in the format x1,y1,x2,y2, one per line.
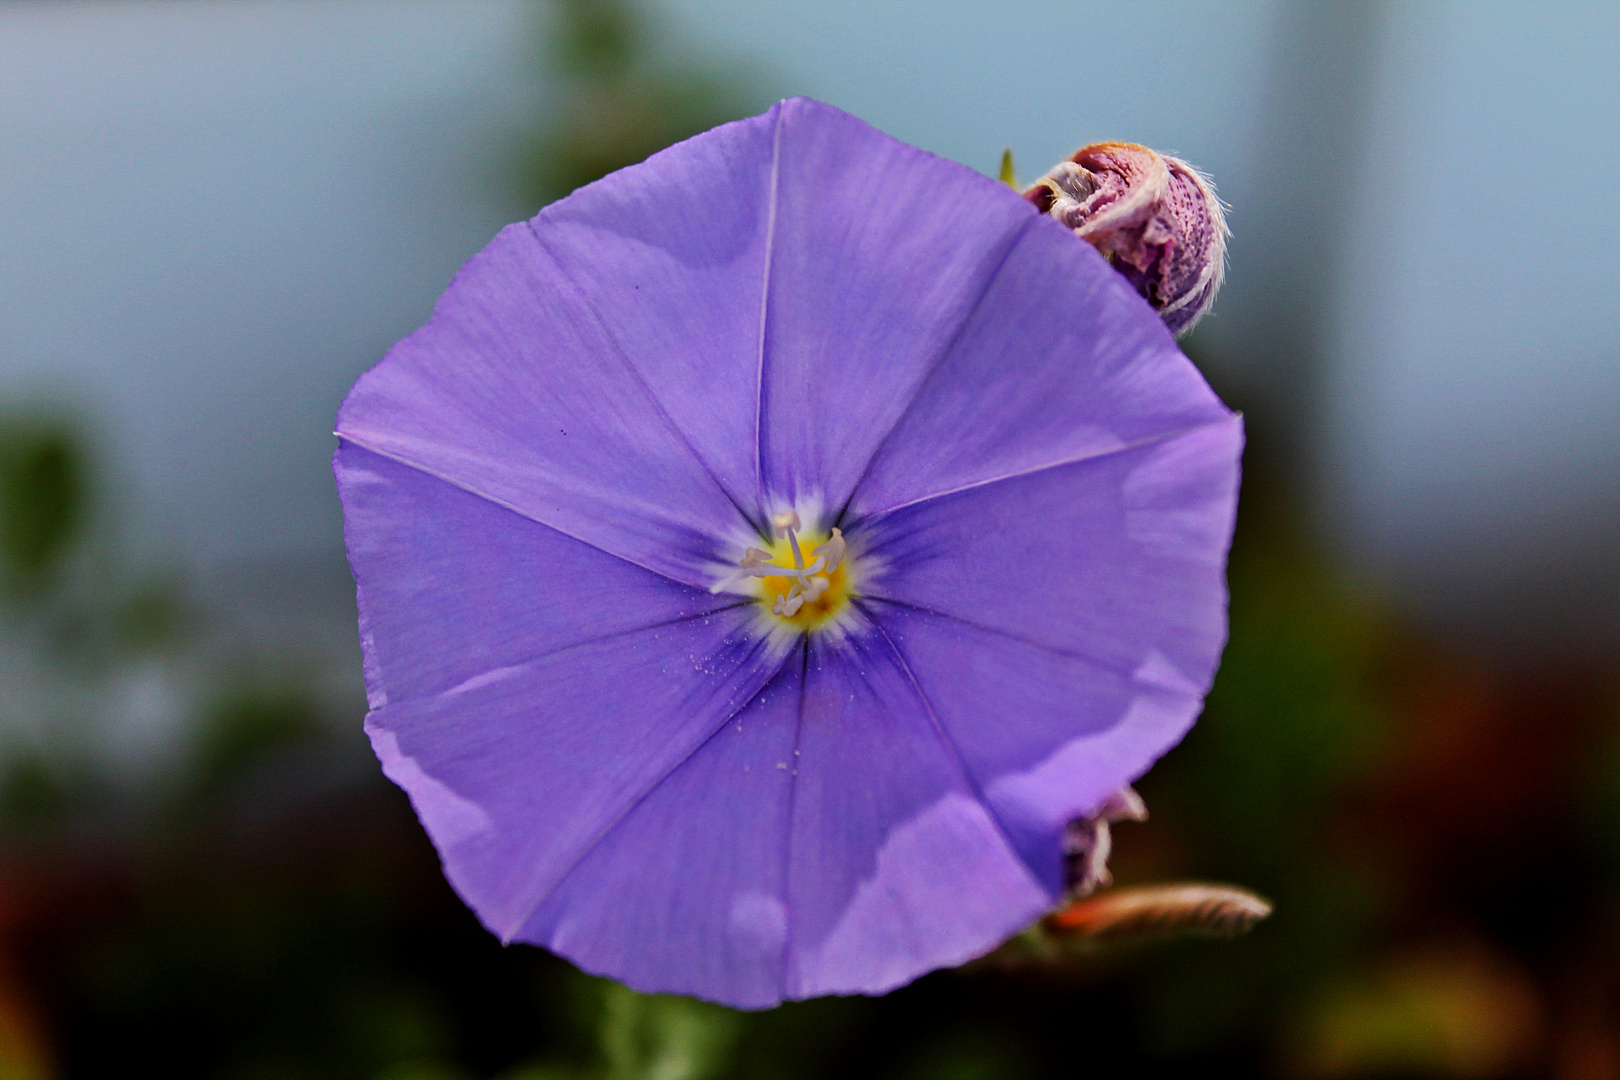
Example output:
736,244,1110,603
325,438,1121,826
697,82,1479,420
334,98,1241,1008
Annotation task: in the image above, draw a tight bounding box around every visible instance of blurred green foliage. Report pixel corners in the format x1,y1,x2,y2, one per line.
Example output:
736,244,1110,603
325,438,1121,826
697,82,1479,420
523,0,765,206
503,978,740,1080
0,417,85,596
593,982,738,1080
181,681,326,809
1131,462,1397,1057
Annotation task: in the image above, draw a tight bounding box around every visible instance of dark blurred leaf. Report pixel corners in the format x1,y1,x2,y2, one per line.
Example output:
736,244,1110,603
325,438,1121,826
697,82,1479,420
113,575,190,650
183,681,325,808
524,0,767,206
892,1028,1038,1080
551,0,640,79
0,418,86,594
0,752,104,836
596,979,739,1080
1124,468,1399,1055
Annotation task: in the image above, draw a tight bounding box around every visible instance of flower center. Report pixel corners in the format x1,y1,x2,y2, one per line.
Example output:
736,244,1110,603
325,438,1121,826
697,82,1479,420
736,511,855,629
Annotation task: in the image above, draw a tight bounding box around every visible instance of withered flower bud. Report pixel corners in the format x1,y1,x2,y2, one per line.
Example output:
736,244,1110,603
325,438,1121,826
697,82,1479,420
1025,143,1228,336
1064,785,1148,898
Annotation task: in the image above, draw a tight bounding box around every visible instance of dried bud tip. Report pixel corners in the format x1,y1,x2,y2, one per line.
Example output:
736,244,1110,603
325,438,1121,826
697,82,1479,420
1047,883,1272,942
1064,786,1148,899
1024,142,1228,336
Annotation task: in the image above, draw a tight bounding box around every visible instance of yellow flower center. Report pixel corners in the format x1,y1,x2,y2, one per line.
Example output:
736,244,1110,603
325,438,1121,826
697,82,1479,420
734,511,857,632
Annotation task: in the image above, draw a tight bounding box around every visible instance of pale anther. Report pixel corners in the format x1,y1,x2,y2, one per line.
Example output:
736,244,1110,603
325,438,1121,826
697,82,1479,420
812,528,844,573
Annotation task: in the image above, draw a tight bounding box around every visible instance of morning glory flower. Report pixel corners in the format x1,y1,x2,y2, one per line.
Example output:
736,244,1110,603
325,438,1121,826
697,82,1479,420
334,98,1242,1008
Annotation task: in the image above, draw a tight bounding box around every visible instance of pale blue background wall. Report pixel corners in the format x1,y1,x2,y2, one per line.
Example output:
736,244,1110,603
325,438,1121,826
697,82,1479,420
1,0,1616,648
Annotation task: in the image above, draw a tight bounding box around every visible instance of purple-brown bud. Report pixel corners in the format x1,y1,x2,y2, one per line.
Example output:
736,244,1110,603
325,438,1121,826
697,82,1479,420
1025,143,1228,336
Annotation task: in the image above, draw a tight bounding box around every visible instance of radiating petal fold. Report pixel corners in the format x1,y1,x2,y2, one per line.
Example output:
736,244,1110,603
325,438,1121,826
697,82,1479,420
364,609,783,942
784,634,1051,999
531,105,782,516
757,98,1040,512
848,214,1231,520
335,105,792,583
517,660,804,1010
511,630,1056,1008
871,605,1204,894
862,416,1243,693
335,442,740,710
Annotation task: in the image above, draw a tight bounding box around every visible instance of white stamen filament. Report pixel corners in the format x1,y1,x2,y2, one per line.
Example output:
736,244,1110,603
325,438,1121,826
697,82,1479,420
773,510,805,570
741,518,846,618
744,556,825,581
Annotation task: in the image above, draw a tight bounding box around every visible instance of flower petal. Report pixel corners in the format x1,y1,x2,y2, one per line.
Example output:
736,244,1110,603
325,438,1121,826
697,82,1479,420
508,632,1055,1007
847,211,1231,520
784,634,1051,1000
527,106,783,520
363,604,783,941
515,662,804,1010
862,415,1243,704
869,604,1205,894
335,151,776,583
757,99,1041,512
334,442,741,710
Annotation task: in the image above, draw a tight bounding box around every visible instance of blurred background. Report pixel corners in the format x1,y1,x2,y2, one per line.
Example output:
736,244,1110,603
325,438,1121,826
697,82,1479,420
0,0,1617,1076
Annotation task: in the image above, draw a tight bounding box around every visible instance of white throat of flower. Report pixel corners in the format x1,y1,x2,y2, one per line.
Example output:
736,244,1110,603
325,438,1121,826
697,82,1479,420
737,511,845,617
